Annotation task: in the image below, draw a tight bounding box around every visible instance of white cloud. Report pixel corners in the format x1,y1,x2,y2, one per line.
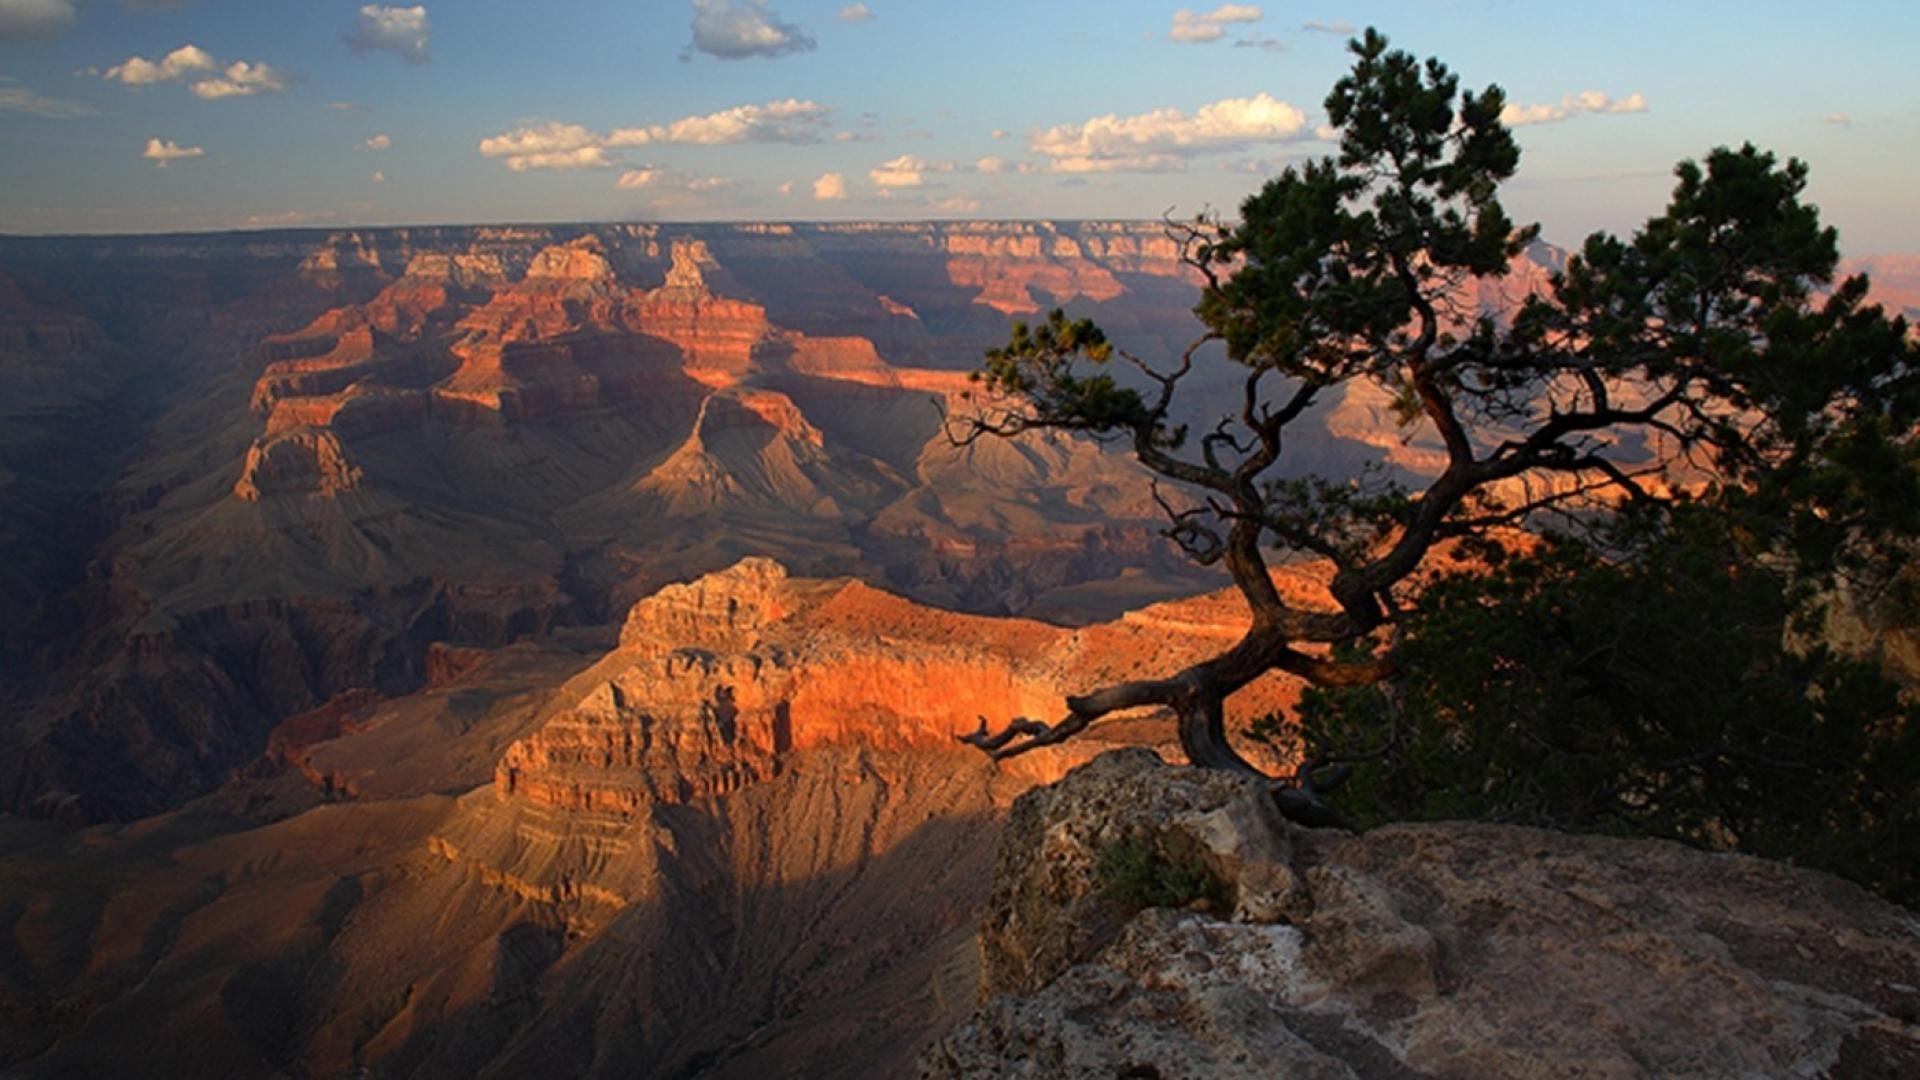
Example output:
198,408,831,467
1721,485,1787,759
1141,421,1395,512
103,44,216,86
616,167,666,190
1820,112,1852,128
608,98,830,145
617,166,730,193
143,137,204,168
1030,92,1307,172
372,170,386,182
0,79,96,118
480,101,830,171
0,0,74,41
1301,19,1355,34
869,154,927,188
929,195,981,214
690,0,814,60
479,122,597,159
838,3,873,22
477,123,612,170
812,172,847,200
989,128,1007,140
1169,4,1262,44
363,133,392,150
776,180,795,195
508,147,614,172
1501,90,1648,127
189,61,288,100
869,154,979,187
348,5,429,64
975,156,1006,175
104,45,284,100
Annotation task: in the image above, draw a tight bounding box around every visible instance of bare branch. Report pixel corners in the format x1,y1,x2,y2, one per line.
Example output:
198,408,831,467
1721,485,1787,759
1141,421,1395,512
956,713,1093,758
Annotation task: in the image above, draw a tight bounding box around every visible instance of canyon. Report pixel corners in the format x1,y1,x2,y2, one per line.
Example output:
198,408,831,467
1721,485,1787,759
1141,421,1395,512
0,219,1628,822
0,221,1244,822
0,220,1337,1074
0,558,1299,1078
2,221,1912,1076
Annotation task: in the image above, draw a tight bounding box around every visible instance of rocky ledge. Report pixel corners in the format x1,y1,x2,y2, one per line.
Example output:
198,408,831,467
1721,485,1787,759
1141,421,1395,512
924,750,1920,1078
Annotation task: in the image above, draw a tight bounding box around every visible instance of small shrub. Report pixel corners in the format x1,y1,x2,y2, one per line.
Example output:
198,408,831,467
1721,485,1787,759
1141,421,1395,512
1095,837,1223,911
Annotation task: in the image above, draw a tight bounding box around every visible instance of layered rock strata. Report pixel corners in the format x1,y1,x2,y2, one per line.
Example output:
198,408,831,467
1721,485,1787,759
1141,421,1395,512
493,558,1301,817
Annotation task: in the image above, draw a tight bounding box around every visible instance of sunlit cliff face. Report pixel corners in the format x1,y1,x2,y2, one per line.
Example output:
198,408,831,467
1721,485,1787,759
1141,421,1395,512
494,557,1305,816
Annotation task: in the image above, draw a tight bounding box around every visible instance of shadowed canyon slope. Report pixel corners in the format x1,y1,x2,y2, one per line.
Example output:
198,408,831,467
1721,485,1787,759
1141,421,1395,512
0,559,1299,1078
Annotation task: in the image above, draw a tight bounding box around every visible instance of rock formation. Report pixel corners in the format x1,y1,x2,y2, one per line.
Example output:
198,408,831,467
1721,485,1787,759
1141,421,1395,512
926,751,1920,1078
1,549,1915,1077
0,560,1288,1078
496,558,1300,816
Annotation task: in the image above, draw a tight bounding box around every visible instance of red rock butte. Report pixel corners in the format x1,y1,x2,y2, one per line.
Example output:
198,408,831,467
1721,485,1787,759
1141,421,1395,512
495,557,1302,815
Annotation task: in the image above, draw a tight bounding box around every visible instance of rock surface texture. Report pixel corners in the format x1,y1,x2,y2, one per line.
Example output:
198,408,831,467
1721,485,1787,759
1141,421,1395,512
926,750,1920,1079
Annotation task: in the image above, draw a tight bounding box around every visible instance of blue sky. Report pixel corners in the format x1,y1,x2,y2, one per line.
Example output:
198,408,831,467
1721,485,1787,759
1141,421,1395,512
1,1,1916,253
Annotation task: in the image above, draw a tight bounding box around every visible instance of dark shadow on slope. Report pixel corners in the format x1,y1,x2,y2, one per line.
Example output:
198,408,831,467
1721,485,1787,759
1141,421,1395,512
0,748,1010,1080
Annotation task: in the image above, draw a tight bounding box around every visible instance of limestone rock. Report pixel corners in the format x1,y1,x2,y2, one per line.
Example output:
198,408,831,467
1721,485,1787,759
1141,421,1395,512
930,750,1920,1078
232,428,364,500
977,749,1309,998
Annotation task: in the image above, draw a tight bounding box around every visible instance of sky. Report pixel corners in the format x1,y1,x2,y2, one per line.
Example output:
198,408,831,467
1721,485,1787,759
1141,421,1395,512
0,1,1916,253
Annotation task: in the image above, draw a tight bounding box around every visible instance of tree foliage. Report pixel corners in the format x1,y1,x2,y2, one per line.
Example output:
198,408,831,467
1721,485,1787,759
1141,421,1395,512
954,28,1920,894
1285,510,1920,905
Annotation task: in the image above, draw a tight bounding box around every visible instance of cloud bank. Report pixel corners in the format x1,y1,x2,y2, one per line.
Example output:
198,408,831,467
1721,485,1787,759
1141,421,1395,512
0,78,96,118
1502,90,1648,127
1030,92,1307,172
0,0,74,41
103,44,287,100
1169,4,1262,44
480,100,831,171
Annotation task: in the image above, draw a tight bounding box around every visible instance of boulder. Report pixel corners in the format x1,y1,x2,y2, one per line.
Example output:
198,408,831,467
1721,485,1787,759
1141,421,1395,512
927,750,1920,1078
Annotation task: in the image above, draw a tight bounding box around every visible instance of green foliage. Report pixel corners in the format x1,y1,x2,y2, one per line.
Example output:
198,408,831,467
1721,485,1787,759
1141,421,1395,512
1094,837,1225,911
1195,28,1532,376
1300,509,1920,907
1514,144,1920,534
974,307,1164,439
